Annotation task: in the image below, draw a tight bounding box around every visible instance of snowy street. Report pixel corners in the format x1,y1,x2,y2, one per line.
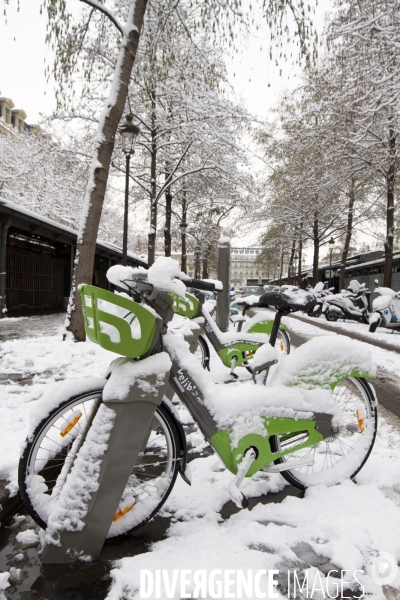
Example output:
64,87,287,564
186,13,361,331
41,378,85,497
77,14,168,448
1,312,400,599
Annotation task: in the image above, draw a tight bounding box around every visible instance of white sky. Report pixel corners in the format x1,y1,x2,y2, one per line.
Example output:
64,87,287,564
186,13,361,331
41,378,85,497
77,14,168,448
0,1,332,123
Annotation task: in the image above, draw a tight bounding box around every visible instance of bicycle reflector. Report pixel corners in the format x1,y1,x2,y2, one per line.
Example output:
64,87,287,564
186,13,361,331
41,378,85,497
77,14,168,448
80,285,159,358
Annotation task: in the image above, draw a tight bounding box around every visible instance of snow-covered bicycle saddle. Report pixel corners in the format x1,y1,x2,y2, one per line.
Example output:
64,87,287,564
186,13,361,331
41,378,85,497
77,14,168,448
259,291,316,313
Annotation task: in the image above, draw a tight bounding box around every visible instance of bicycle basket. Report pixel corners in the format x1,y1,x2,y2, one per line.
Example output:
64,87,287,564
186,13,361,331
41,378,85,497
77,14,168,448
170,292,200,318
80,285,159,358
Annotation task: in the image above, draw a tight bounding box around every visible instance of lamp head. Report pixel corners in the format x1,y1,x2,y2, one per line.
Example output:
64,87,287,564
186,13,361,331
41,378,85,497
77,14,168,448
119,114,140,155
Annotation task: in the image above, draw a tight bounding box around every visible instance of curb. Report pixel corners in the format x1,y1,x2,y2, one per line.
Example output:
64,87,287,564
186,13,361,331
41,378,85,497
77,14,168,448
0,480,23,526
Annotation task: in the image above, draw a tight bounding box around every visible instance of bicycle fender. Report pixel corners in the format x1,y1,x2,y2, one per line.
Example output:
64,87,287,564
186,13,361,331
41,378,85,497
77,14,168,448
246,320,289,334
161,400,189,485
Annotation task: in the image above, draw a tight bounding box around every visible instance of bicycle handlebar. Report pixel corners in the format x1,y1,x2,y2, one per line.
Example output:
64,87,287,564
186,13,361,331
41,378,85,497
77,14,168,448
182,278,216,292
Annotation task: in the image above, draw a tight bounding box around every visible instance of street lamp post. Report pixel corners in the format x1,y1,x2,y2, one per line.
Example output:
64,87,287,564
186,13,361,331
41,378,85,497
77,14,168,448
276,263,280,286
180,221,187,273
194,246,202,279
119,114,140,266
328,237,335,288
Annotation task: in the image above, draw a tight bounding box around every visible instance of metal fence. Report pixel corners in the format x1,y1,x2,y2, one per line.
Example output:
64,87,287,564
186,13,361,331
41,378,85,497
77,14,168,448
6,245,64,309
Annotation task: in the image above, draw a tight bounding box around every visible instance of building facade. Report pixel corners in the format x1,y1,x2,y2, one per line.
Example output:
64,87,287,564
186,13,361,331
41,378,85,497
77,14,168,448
0,96,28,135
230,247,262,288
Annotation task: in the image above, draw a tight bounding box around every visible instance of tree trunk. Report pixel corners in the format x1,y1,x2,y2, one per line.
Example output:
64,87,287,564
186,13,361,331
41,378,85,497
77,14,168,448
147,91,157,266
181,194,187,273
66,0,148,341
202,243,212,279
339,179,355,291
297,235,302,287
164,188,172,257
288,239,296,284
384,125,396,287
312,212,319,285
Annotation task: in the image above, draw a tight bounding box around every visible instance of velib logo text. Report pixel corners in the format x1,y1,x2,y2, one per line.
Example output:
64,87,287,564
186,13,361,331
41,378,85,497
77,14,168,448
139,569,279,599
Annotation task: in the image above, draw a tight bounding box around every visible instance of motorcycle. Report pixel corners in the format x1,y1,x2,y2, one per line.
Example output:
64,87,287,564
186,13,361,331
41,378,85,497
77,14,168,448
307,282,335,317
323,280,371,324
369,279,400,332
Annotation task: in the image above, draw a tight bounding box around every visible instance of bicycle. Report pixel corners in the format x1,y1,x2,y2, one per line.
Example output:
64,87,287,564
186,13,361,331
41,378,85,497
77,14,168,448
19,265,378,543
170,289,290,377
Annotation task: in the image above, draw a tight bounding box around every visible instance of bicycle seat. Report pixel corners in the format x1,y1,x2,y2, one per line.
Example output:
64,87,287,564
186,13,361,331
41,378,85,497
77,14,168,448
258,291,316,313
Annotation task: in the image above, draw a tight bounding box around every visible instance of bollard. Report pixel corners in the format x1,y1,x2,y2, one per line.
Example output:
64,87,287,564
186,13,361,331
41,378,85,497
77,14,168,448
216,237,231,333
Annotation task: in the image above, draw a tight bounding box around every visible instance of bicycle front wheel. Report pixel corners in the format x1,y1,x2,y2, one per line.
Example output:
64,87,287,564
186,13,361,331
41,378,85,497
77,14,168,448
270,377,377,489
19,390,181,539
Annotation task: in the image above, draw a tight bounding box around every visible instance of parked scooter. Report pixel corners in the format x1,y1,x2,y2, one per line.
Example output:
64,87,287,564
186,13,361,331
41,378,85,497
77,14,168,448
369,279,400,332
307,282,335,317
323,280,371,324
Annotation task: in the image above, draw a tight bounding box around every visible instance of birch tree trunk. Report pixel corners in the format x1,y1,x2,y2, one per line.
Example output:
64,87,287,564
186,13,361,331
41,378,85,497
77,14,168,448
66,0,148,341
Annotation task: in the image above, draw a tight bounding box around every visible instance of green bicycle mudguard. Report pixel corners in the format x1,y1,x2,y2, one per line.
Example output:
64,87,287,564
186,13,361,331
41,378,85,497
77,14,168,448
246,320,288,334
170,292,201,318
210,416,323,476
80,284,159,358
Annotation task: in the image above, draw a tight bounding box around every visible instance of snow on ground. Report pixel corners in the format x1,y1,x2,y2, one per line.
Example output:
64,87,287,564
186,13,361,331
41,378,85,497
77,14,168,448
106,412,400,600
2,312,400,600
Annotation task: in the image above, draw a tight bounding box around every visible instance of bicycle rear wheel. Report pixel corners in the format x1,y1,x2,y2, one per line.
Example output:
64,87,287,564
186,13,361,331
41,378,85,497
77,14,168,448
19,390,181,539
193,334,210,370
270,377,377,489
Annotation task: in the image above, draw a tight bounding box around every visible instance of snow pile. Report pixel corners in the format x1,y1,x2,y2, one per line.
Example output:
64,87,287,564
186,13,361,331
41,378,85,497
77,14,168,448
103,353,171,402
44,403,116,546
148,256,189,298
252,343,278,368
168,314,202,338
15,529,39,546
201,278,223,291
271,336,376,390
106,264,148,290
0,572,10,592
107,257,193,298
234,295,262,306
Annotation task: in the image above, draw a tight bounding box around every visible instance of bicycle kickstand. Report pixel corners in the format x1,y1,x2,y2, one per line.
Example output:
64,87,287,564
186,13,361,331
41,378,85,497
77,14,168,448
228,447,257,508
